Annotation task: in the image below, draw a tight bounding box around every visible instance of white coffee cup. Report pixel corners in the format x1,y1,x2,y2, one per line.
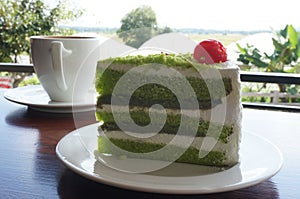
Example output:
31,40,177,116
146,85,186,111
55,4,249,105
30,36,101,102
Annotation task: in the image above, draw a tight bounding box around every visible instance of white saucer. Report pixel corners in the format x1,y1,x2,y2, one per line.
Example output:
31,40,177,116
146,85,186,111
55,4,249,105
56,123,283,194
4,85,97,113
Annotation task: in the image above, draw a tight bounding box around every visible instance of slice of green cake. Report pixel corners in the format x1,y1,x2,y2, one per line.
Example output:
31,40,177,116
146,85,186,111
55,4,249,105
95,50,242,167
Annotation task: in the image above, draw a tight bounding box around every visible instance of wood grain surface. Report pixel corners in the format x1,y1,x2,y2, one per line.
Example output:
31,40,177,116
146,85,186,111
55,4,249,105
0,89,299,199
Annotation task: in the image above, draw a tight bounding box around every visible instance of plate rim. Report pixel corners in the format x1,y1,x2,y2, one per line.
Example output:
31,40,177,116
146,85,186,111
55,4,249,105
56,123,283,194
4,85,96,113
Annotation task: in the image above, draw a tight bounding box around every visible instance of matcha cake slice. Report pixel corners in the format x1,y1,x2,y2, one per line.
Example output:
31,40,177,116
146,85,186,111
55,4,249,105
95,39,242,168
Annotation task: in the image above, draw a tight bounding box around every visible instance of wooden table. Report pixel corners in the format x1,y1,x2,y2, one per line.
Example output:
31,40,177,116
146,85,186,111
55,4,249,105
0,88,299,199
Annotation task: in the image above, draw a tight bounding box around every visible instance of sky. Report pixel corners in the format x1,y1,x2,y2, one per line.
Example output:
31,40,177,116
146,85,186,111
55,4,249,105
45,0,300,31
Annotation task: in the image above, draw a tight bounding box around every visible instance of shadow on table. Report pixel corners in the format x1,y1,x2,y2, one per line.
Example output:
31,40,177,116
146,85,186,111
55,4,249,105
57,169,279,199
5,107,96,129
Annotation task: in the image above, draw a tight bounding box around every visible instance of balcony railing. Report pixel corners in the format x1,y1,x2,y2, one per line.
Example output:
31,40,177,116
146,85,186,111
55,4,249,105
0,63,35,73
240,71,300,84
240,71,300,112
1,63,300,111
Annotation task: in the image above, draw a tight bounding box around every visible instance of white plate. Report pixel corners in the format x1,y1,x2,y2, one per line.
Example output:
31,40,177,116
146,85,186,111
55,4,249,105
56,123,283,194
4,85,96,113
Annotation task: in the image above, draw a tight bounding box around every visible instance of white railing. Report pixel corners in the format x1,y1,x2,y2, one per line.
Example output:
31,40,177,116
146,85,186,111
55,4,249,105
243,91,300,104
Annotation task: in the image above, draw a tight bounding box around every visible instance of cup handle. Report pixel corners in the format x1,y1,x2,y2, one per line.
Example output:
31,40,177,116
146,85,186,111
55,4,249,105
51,41,72,91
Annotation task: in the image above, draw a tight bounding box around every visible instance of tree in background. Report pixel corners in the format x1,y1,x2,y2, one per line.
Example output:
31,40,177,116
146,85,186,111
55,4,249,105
0,0,83,87
117,5,172,48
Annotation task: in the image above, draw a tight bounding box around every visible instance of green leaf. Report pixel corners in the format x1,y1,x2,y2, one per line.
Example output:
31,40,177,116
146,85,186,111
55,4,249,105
236,43,246,54
237,54,250,65
296,38,300,57
279,25,288,37
284,67,295,73
252,48,262,59
272,38,284,51
296,47,300,58
287,86,297,95
287,24,298,48
251,57,269,68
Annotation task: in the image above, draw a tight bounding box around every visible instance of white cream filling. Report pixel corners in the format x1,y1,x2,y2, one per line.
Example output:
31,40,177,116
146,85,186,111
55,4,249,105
97,98,240,126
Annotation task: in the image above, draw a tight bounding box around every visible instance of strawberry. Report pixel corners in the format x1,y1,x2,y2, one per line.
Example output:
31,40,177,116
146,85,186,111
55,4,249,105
193,39,227,64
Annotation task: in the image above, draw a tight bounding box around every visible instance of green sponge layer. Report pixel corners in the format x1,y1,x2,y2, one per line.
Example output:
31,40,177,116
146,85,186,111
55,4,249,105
98,53,196,69
96,109,233,143
98,135,227,167
95,69,232,110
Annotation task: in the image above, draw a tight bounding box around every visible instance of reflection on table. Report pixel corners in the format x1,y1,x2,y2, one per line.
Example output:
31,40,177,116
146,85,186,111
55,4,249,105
0,89,299,198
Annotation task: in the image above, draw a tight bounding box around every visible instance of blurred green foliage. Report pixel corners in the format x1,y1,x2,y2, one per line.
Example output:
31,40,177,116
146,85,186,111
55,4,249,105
237,24,300,73
0,0,83,63
0,0,83,87
117,5,172,48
